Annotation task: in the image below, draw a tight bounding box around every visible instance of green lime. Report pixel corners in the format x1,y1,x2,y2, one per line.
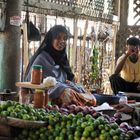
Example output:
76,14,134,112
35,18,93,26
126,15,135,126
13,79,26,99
7,106,14,112
61,128,67,134
98,124,104,130
74,130,81,137
105,124,111,131
110,122,119,129
67,113,74,120
74,136,80,140
85,114,92,120
10,112,17,118
1,111,9,116
68,134,74,140
22,114,30,120
76,112,84,118
99,134,106,140
85,126,93,132
113,135,119,140
115,128,122,135
91,131,97,138
82,130,89,137
94,120,100,127
81,136,86,140
109,129,116,136
81,122,87,128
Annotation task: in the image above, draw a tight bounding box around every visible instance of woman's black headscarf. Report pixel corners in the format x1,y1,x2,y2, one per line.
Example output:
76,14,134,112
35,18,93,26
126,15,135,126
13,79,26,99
24,25,75,81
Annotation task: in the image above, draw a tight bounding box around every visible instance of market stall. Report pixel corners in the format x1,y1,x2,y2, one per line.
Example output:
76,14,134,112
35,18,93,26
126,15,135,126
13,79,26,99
0,78,140,140
0,99,139,140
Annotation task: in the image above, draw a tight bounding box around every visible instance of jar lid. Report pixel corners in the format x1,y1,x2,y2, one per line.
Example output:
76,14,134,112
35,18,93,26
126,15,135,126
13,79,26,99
35,89,44,92
32,65,42,69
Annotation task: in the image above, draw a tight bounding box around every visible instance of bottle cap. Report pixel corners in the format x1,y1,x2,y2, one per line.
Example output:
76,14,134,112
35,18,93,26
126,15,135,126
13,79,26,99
32,65,42,69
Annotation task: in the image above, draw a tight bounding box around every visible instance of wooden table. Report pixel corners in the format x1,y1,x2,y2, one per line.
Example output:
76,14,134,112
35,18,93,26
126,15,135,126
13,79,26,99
0,92,17,101
16,82,44,89
119,92,140,97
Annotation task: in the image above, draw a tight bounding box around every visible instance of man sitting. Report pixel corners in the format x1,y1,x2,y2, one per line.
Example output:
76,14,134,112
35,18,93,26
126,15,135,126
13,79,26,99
109,37,140,94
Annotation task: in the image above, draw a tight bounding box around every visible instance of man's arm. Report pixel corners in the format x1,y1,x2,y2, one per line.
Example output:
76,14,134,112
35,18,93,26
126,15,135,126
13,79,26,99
114,53,129,74
114,45,133,74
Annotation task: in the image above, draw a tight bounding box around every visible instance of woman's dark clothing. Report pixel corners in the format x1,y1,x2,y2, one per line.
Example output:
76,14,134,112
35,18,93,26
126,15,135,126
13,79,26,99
109,74,139,94
25,51,68,83
25,50,85,99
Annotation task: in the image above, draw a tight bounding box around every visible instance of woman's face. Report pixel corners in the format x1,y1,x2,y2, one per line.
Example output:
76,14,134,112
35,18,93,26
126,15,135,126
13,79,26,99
52,32,67,51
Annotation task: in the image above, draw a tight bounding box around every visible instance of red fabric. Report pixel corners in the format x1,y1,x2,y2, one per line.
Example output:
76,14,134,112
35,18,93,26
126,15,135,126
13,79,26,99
52,88,96,106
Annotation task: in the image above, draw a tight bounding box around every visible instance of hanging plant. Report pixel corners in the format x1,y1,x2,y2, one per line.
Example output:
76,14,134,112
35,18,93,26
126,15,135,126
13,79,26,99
90,47,99,82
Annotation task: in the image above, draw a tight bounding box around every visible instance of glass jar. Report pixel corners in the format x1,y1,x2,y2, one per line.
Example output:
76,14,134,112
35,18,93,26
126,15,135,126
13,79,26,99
31,65,42,85
19,88,30,104
34,89,44,108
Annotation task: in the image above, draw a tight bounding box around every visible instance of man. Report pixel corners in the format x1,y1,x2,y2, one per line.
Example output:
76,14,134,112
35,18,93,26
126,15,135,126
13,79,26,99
109,37,140,94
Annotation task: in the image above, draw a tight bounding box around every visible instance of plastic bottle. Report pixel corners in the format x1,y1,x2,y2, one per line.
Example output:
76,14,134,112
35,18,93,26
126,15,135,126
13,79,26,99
119,95,128,104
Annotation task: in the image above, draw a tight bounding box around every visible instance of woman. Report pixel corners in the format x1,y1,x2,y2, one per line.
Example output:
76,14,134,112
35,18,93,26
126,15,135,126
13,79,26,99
25,25,74,83
24,25,96,106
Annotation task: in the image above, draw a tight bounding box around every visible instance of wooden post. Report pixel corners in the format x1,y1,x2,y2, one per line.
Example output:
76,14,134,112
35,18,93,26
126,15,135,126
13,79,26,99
71,18,78,72
1,0,23,91
23,23,29,73
111,24,118,74
119,0,128,29
77,19,88,83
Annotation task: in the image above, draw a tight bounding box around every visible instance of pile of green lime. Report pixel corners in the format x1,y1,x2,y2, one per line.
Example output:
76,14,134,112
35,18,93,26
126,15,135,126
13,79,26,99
15,113,133,140
0,100,48,121
0,101,135,140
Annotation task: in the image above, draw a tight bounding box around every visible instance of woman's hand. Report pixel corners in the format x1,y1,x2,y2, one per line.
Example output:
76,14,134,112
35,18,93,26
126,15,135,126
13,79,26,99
113,104,134,113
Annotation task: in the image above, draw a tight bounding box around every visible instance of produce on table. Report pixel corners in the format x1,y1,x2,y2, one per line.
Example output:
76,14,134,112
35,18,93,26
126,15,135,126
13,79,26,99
14,113,136,140
0,100,48,121
46,104,123,123
0,101,138,140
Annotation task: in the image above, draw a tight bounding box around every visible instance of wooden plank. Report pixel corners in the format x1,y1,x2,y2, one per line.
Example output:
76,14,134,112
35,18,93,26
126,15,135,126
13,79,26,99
119,92,140,97
16,82,44,89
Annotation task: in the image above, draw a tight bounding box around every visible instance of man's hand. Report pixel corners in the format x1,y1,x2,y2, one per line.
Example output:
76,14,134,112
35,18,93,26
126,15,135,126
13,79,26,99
113,104,134,113
125,45,138,56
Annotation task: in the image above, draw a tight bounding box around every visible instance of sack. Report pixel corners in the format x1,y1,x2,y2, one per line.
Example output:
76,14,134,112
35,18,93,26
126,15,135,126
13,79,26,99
27,21,41,41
